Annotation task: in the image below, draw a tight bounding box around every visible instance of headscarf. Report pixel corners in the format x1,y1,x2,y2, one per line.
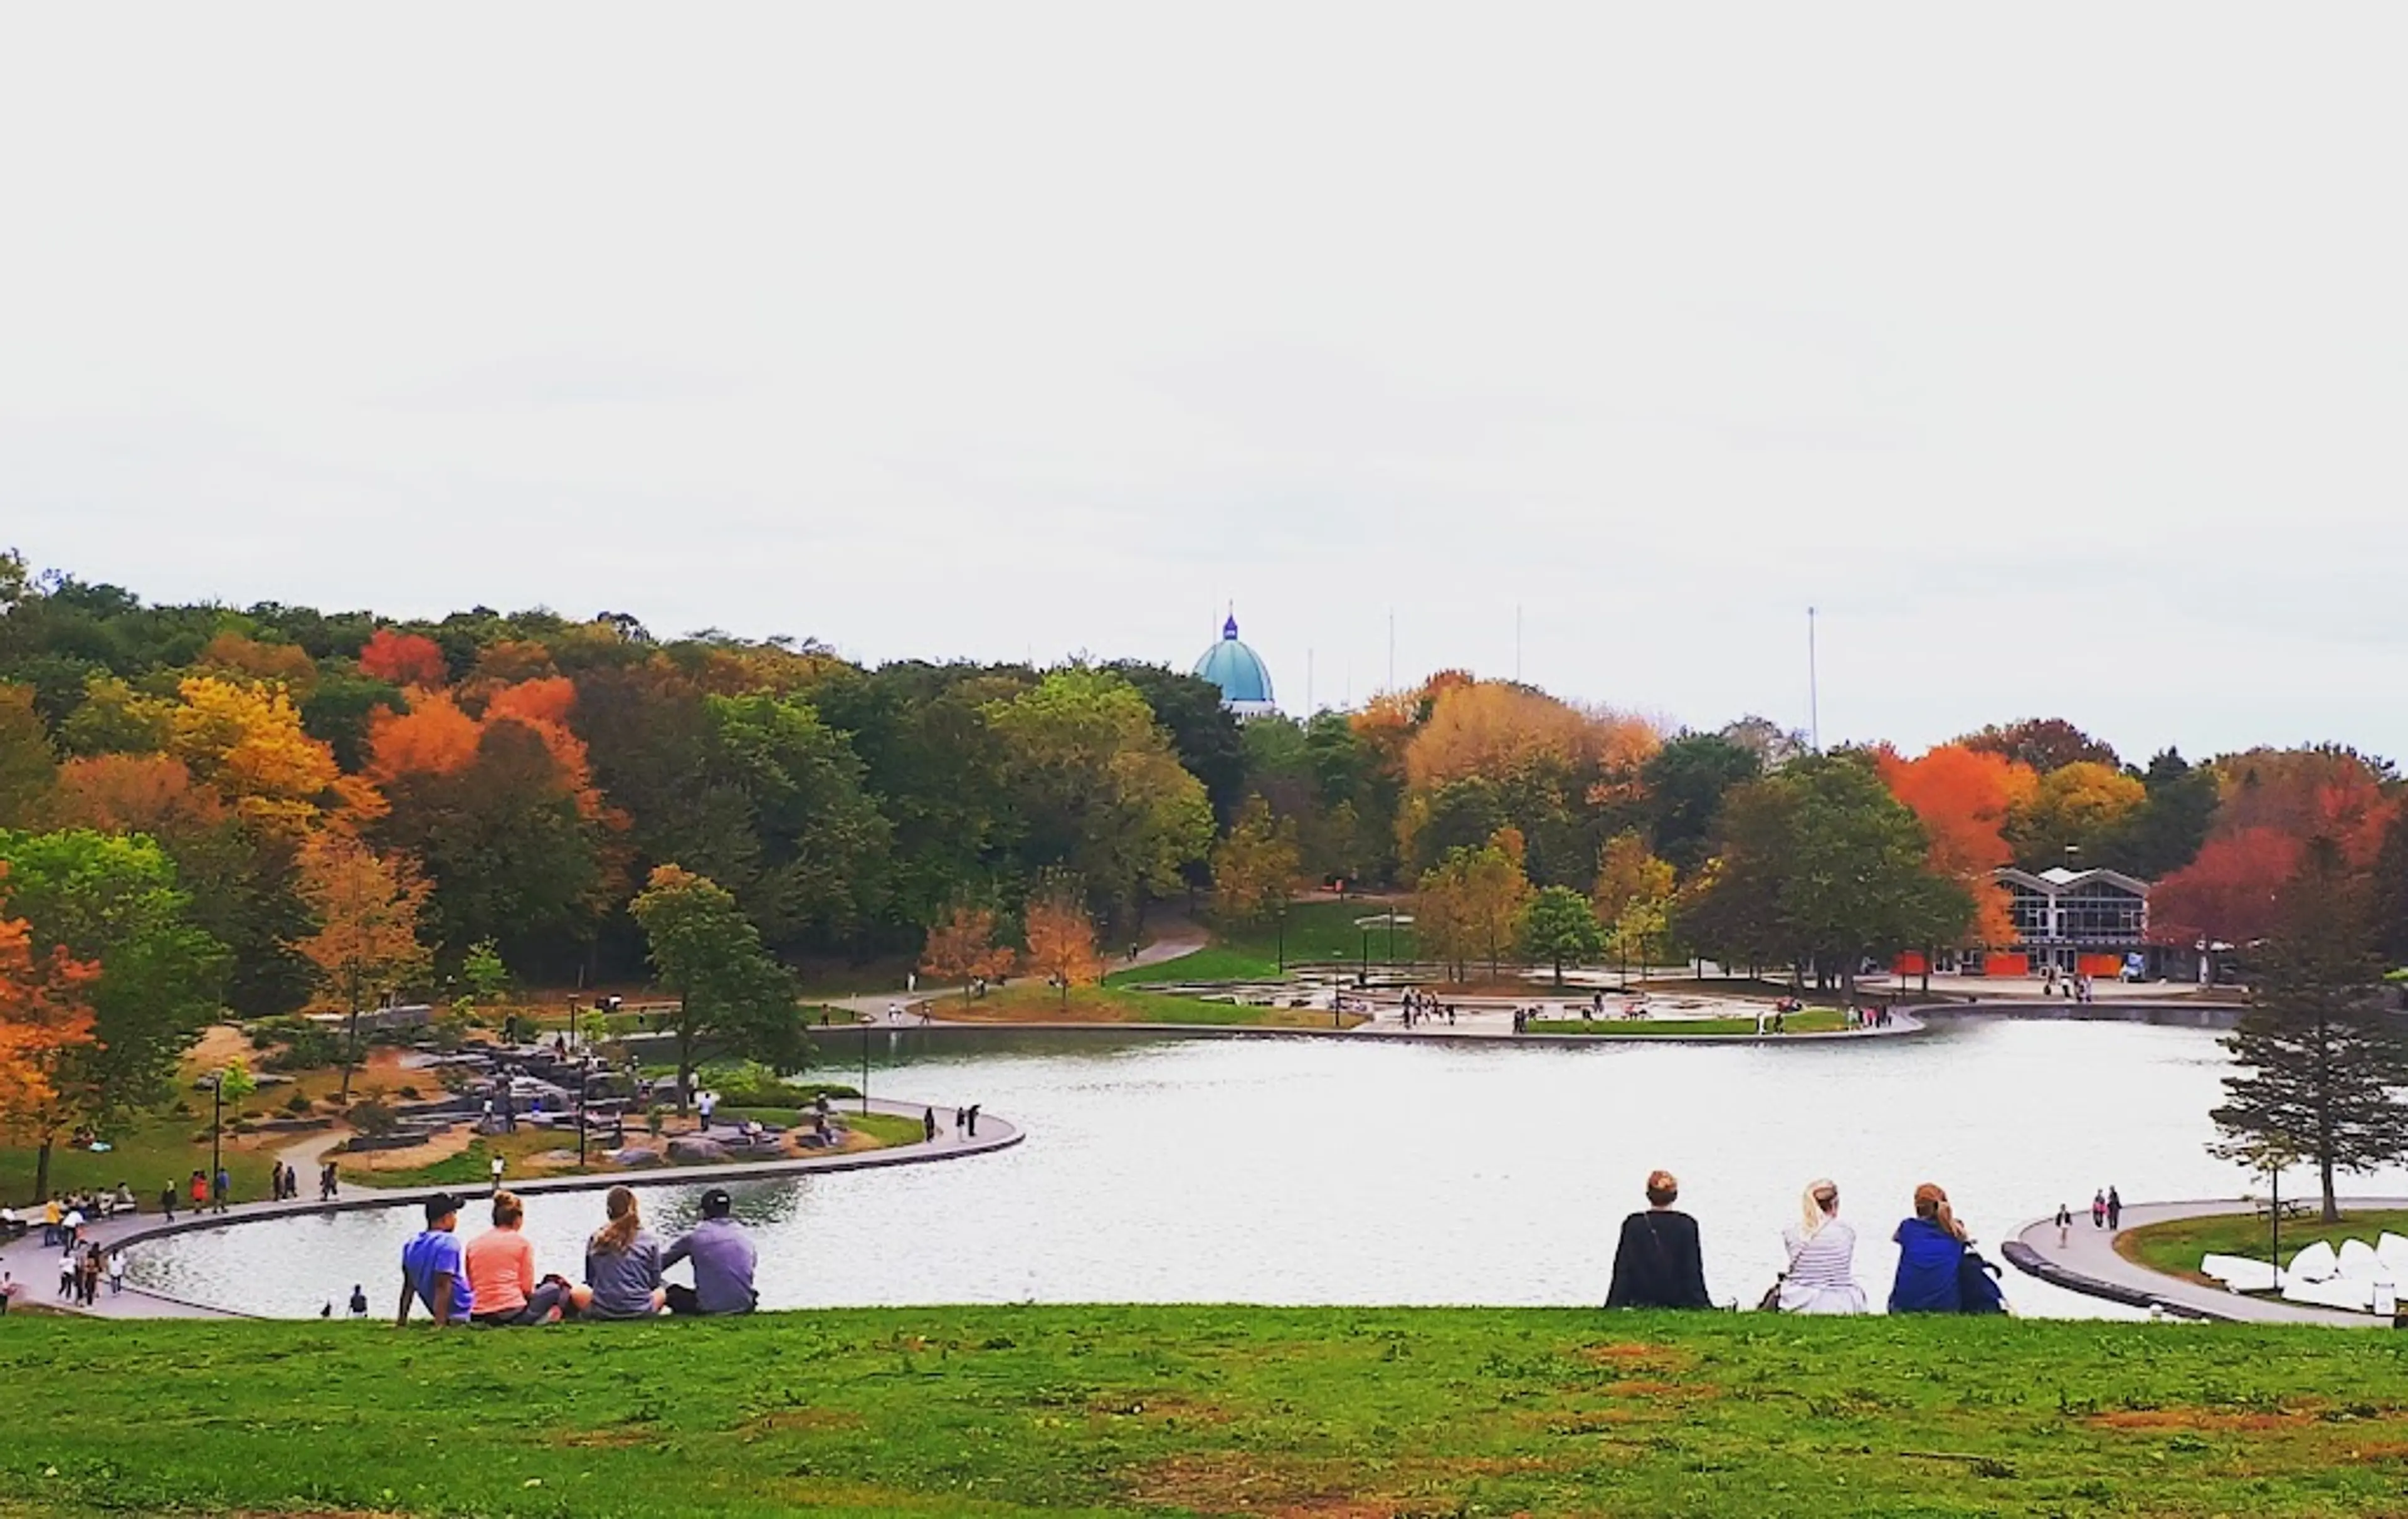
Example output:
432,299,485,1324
1799,1179,1839,1241
1913,1182,1968,1242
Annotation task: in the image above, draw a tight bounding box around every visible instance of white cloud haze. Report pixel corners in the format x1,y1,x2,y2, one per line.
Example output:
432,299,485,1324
4,4,2404,762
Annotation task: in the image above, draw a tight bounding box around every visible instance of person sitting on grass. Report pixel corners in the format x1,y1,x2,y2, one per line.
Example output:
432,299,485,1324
466,1190,568,1327
1605,1170,1714,1309
1776,1179,1867,1314
396,1192,474,1327
570,1185,666,1319
663,1187,758,1316
1889,1182,1971,1314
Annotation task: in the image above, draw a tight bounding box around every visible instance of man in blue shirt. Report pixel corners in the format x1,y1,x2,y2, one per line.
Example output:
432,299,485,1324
397,1193,474,1327
663,1187,758,1316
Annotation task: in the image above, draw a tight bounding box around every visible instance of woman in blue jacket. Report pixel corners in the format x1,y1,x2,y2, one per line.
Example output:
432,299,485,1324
1889,1182,1970,1313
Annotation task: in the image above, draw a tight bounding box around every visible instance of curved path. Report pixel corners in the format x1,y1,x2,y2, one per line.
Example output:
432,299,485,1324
1,1096,1018,1321
2005,1197,2408,1327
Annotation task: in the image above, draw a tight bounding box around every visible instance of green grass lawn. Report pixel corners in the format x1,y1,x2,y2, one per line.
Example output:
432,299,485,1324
1112,898,1417,985
5,1308,2408,1516
2118,1207,2408,1283
938,983,1365,1029
0,1101,288,1211
1527,1009,1850,1037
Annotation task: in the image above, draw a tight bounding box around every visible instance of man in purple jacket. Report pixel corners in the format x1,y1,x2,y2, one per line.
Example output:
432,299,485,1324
663,1188,758,1315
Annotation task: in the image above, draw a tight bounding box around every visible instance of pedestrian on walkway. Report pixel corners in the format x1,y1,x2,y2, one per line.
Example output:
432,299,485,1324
966,1104,981,1137
953,1106,964,1137
2091,1190,2107,1229
190,1170,208,1212
0,1271,16,1313
40,1197,60,1248
2106,1187,2123,1231
320,1161,339,1201
160,1182,177,1222
922,1107,937,1143
107,1248,125,1296
2055,1202,2072,1248
212,1167,231,1214
58,1246,76,1298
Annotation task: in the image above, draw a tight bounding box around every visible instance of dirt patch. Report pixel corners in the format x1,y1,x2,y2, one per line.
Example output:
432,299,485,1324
740,1408,868,1435
1086,1392,1237,1426
2091,1406,2323,1432
1126,1452,1566,1516
557,1427,657,1448
1577,1342,1673,1364
1604,1378,1713,1399
186,1024,255,1071
339,1125,475,1173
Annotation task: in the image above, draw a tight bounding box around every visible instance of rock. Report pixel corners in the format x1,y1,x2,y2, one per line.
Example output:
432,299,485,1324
667,1135,731,1165
612,1147,662,1167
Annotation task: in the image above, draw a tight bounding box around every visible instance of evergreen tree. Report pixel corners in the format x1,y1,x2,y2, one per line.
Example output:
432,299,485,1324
2210,838,2408,1222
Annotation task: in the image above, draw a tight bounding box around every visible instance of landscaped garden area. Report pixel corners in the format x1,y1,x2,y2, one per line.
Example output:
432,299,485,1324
926,982,1368,1030
2118,1208,2408,1286
5,1306,2408,1516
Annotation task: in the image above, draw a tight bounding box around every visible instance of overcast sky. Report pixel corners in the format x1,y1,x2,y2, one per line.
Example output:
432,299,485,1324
4,6,2403,764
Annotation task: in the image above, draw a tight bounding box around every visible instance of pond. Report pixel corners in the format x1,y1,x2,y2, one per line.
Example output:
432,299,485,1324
131,1016,2337,1319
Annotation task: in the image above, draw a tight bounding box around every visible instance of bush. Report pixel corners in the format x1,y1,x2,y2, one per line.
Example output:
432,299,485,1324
347,1100,399,1138
712,1079,860,1107
282,1092,314,1117
248,1016,342,1072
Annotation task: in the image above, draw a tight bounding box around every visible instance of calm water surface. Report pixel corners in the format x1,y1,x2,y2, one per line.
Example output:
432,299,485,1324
135,1017,2341,1318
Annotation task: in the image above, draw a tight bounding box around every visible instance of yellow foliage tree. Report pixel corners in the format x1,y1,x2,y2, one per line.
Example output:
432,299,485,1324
166,676,344,831
919,902,1013,999
1592,831,1677,979
1210,797,1302,930
2009,760,2147,866
1404,681,1660,792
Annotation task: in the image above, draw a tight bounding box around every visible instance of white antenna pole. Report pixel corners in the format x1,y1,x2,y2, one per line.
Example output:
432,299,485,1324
1515,603,1524,683
1807,606,1821,753
1386,609,1395,693
1307,648,1315,715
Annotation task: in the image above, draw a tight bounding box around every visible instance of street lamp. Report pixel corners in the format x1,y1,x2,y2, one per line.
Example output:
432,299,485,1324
860,1025,870,1117
1275,906,1287,975
206,1075,224,1189
1358,926,1370,987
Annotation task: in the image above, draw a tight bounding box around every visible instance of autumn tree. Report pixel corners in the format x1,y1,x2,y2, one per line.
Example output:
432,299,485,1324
1875,743,2035,945
0,866,100,1196
919,902,1011,998
0,829,228,1200
291,829,431,1102
2210,839,2408,1221
358,628,449,688
1022,877,1105,1007
1593,831,1677,981
0,683,56,828
1414,829,1532,980
1520,885,1604,986
1960,718,2121,774
2007,760,2146,869
630,863,806,1111
2148,828,2302,963
1210,796,1301,930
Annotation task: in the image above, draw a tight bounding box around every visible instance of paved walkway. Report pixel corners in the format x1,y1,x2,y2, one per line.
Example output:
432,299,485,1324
2007,1197,2408,1327
1,1097,1018,1321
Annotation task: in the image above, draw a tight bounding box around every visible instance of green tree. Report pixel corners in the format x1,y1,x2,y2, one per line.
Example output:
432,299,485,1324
1519,885,1604,986
2211,839,2408,1222
0,828,230,1200
0,683,56,828
694,691,891,954
1641,732,1763,876
986,670,1213,931
630,863,807,1113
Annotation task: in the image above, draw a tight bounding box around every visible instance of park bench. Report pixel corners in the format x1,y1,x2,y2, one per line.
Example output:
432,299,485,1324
2252,1197,2312,1221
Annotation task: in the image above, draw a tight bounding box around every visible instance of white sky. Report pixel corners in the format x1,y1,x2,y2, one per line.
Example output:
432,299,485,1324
5,6,2404,764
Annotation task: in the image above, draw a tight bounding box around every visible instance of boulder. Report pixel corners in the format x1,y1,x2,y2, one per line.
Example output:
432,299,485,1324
667,1135,731,1165
613,1147,662,1167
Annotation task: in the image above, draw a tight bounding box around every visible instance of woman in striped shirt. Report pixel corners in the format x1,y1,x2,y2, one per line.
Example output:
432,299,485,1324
1777,1178,1868,1314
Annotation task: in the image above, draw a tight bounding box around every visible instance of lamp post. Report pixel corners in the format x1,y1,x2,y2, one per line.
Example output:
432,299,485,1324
1358,927,1370,988
860,1025,870,1117
208,1075,224,1189
576,1067,588,1169
1276,907,1287,975
1386,910,1396,969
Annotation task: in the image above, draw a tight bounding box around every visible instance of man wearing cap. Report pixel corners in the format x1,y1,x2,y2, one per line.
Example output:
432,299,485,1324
396,1193,475,1327
662,1187,758,1316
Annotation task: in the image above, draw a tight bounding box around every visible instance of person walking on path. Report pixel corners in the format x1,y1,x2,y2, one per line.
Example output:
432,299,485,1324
2106,1187,2123,1231
160,1182,177,1222
2091,1190,2108,1230
967,1104,981,1138
57,1245,76,1299
2056,1202,2073,1248
320,1162,339,1202
1605,1170,1714,1309
211,1167,231,1215
922,1107,937,1143
106,1248,125,1296
190,1171,208,1213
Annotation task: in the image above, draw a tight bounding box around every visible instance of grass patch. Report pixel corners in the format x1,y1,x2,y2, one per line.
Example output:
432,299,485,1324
2118,1208,2408,1283
6,1308,2408,1515
939,983,1366,1029
1111,898,1417,984
1528,1009,1851,1037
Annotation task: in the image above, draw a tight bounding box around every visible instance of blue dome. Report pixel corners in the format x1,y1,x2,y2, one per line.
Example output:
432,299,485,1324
1193,614,1275,715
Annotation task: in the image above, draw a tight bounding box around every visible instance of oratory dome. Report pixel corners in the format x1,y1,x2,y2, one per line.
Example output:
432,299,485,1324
1193,614,1275,718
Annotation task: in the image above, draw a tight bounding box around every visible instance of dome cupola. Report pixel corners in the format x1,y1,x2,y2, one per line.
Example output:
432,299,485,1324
1193,612,1275,718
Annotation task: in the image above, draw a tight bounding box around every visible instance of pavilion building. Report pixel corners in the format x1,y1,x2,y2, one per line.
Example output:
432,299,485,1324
1982,865,2153,979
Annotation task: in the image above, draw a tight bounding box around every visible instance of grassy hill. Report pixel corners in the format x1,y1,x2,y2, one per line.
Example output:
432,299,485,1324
3,1306,2405,1516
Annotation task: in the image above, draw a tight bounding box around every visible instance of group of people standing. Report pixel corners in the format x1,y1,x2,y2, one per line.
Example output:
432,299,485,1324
56,1241,125,1305
396,1183,759,1328
1603,1170,2008,1316
1397,990,1454,1029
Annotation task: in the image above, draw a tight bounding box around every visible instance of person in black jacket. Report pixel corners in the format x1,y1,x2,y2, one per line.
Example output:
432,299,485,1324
1605,1170,1713,1308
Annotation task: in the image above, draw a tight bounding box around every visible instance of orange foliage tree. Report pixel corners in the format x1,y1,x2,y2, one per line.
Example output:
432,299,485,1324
359,628,449,688
2210,747,2397,867
2148,827,2303,952
0,866,101,1149
919,902,1013,998
1875,744,2037,945
1403,681,1659,792
291,830,431,1101
1022,881,1104,1007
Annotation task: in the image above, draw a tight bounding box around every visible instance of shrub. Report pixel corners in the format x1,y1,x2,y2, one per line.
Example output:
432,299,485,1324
347,1100,399,1138
282,1092,314,1117
248,1016,342,1072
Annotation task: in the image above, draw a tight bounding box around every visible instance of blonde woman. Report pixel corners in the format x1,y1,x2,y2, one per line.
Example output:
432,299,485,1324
570,1185,666,1319
1775,1179,1866,1314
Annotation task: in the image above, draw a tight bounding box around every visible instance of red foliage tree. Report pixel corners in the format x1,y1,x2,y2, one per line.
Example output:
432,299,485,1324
358,629,448,688
2148,827,2303,949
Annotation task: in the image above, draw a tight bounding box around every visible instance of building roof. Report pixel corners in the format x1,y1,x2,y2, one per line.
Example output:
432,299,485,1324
1994,865,2152,896
1192,614,1275,716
